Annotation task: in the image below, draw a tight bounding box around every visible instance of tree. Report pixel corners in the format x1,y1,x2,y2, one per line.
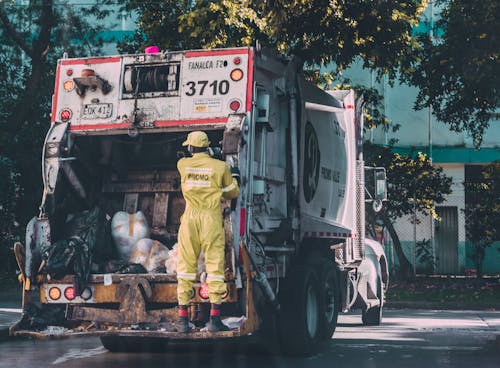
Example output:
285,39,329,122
0,1,113,230
463,162,500,278
0,157,21,274
364,142,452,277
407,0,499,146
120,0,426,78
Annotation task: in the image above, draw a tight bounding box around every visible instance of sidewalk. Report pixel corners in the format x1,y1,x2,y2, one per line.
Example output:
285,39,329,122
386,300,500,310
0,283,22,342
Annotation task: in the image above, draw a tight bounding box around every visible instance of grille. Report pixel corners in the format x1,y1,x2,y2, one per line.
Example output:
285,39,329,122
354,160,365,260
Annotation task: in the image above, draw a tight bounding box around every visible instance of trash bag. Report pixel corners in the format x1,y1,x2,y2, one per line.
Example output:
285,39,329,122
41,206,113,291
129,239,169,273
64,206,114,261
165,243,205,275
116,263,148,274
111,211,150,261
165,243,178,274
18,304,67,330
42,236,91,295
64,207,103,249
101,259,128,273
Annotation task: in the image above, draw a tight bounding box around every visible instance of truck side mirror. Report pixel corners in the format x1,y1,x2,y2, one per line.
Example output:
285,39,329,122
374,168,387,201
364,166,387,212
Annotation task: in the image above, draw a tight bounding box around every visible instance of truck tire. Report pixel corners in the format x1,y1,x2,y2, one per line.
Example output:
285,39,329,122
304,252,339,340
361,276,383,326
319,263,339,339
277,265,321,356
100,336,168,352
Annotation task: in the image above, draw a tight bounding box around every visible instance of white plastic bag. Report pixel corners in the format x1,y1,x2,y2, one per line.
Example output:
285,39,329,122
129,238,169,272
200,316,245,331
111,211,150,261
165,243,206,275
165,243,179,274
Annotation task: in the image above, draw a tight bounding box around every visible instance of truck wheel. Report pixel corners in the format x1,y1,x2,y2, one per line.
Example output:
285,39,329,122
319,263,339,339
304,253,339,340
361,276,383,326
278,265,321,356
100,336,168,352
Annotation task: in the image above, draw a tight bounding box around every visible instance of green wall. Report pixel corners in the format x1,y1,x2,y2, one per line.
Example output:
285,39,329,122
465,241,500,275
384,240,500,275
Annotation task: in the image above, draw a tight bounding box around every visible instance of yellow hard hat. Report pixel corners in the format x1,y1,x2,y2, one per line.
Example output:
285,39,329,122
182,131,210,148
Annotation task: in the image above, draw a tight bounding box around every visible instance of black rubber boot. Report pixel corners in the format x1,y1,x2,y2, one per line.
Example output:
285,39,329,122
207,316,229,332
175,317,189,333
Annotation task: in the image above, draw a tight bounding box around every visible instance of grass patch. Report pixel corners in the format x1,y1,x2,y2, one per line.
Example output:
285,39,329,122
387,276,500,306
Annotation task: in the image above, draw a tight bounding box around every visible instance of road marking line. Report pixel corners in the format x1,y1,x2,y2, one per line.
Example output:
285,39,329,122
52,347,107,365
332,343,484,351
0,308,22,313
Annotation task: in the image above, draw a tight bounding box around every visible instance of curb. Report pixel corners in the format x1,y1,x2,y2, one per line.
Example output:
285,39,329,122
0,324,13,343
0,310,22,343
386,301,500,311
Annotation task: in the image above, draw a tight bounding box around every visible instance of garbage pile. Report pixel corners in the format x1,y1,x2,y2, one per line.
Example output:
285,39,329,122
165,243,205,275
129,238,169,273
41,208,207,288
110,210,203,274
42,206,106,294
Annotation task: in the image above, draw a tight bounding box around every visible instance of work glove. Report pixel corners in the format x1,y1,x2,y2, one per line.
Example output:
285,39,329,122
230,166,241,185
208,147,224,161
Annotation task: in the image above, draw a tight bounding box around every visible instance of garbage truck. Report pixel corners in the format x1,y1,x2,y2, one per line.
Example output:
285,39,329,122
11,46,389,356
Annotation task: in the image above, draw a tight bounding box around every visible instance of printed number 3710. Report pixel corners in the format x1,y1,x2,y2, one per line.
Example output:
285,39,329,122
185,80,229,96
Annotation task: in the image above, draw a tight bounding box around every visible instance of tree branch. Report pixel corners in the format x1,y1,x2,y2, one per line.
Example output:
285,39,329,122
33,0,54,60
0,6,35,59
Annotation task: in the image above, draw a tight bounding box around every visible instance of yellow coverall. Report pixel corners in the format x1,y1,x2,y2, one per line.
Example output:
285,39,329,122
177,153,239,305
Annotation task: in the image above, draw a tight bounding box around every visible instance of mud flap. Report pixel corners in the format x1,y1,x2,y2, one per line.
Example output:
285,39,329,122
238,242,260,335
14,242,30,308
18,216,51,307
356,272,380,309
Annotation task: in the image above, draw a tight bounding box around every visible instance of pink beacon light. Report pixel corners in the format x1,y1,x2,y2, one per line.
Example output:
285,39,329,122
145,45,159,54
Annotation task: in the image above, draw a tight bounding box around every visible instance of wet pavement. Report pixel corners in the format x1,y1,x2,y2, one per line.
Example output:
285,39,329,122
0,286,21,342
0,309,498,368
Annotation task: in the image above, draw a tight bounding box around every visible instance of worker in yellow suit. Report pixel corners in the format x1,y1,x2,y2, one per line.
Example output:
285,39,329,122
176,131,240,333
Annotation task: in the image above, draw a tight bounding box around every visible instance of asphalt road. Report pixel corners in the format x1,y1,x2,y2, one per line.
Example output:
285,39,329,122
0,309,498,368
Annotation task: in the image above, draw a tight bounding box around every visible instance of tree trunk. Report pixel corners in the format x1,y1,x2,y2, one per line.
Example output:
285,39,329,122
474,244,485,279
1,0,54,133
381,211,413,278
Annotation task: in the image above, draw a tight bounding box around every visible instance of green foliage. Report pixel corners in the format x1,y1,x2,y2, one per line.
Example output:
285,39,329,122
388,277,500,306
0,157,21,241
464,162,500,277
406,0,499,146
415,238,435,274
365,143,452,221
120,0,426,79
363,141,452,277
0,157,21,274
0,1,114,236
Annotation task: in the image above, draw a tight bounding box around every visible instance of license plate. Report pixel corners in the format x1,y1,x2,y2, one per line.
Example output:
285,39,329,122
82,103,113,119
